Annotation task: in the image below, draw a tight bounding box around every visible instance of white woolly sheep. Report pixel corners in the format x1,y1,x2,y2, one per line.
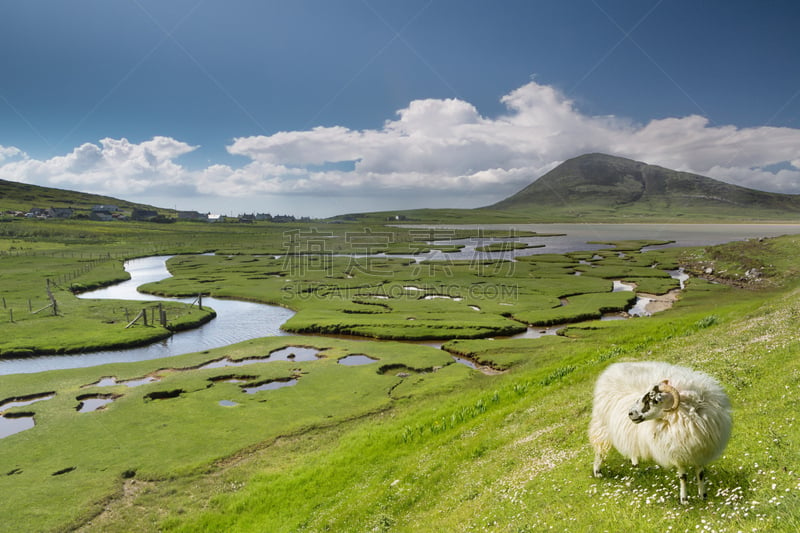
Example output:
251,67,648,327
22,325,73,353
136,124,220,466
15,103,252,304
589,361,732,504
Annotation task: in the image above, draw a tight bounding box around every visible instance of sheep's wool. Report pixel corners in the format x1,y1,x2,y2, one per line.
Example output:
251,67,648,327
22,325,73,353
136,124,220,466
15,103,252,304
590,361,732,470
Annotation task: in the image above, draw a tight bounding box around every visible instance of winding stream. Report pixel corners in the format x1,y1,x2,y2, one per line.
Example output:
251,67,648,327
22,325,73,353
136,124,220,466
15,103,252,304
0,256,294,375
3,223,800,376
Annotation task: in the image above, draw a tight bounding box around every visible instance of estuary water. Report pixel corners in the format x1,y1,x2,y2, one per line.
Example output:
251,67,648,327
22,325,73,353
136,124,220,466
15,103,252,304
2,223,800,376
404,223,800,261
0,256,294,375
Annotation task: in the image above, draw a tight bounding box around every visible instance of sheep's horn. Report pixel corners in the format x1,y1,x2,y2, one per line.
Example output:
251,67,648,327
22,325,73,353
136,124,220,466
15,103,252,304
658,380,680,411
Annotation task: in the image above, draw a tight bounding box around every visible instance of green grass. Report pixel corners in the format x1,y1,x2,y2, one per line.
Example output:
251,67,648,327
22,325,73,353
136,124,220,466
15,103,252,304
2,222,800,532
51,278,800,533
0,337,459,532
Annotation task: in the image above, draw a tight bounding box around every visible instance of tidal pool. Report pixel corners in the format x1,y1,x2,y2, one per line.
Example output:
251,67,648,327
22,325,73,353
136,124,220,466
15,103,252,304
612,280,636,292
0,394,54,410
242,379,298,394
267,346,323,362
627,297,653,317
338,355,378,366
197,346,322,370
89,376,160,388
0,414,35,439
452,356,478,369
76,395,117,413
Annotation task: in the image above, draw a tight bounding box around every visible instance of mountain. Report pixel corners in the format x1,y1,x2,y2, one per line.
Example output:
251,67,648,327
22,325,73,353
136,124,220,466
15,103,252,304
0,178,169,216
489,153,800,219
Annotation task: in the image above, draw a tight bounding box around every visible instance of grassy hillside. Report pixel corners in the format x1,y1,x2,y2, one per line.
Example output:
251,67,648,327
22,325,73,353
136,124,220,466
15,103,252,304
338,154,800,223
491,153,800,220
0,178,171,217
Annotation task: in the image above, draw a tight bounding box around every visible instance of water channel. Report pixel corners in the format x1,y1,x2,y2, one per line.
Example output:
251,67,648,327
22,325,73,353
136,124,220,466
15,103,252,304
0,256,294,375
2,223,799,376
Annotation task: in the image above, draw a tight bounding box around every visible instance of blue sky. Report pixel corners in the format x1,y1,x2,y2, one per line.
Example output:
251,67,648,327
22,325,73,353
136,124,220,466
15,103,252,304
1,0,799,217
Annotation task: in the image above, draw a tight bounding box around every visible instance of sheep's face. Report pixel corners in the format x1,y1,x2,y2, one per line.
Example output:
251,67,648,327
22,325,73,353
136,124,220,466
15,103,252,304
628,384,678,423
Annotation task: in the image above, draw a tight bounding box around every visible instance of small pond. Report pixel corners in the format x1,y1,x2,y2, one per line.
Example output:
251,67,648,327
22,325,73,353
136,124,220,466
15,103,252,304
76,396,116,413
90,376,160,388
242,379,298,394
0,394,54,410
452,356,478,369
0,414,35,439
197,346,322,370
338,355,378,366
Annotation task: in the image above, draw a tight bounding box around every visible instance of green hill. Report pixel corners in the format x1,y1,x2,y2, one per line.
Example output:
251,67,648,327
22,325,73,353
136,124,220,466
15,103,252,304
488,153,800,220
0,178,170,217
342,153,800,223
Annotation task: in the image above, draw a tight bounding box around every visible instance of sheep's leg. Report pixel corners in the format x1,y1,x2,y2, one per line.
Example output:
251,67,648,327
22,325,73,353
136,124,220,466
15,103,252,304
678,468,689,504
697,467,707,500
591,439,611,477
592,449,606,477
589,421,610,477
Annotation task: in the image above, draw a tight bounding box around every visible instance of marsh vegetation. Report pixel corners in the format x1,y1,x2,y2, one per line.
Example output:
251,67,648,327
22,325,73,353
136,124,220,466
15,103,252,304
1,218,799,532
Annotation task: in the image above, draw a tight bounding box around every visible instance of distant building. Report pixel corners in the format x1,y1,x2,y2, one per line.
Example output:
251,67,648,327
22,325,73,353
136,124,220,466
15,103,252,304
132,209,158,221
46,207,74,219
178,210,207,221
92,204,119,212
207,214,225,222
90,210,114,221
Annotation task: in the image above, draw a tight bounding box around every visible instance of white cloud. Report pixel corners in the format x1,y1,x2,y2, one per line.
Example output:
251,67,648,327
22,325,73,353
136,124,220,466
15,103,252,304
214,82,800,199
2,81,800,210
0,137,197,194
0,145,27,163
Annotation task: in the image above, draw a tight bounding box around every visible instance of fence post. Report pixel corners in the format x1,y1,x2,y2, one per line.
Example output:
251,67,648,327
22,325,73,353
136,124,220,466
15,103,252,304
198,293,203,310
142,308,148,327
46,279,58,316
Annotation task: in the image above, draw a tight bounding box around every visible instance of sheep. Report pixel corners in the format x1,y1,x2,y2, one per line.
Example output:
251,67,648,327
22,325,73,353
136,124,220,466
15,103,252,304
589,361,732,504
